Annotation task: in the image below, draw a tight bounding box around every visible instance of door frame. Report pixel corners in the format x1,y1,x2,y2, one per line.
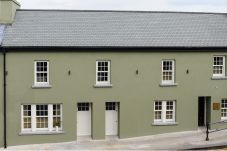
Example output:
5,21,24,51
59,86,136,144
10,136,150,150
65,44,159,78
105,102,119,137
76,102,92,138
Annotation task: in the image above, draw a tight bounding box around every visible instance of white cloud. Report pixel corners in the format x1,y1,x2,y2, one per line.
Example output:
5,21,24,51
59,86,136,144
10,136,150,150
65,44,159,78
17,0,227,13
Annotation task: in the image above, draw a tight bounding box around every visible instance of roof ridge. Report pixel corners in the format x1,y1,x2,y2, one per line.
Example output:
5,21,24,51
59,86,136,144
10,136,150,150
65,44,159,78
17,9,227,15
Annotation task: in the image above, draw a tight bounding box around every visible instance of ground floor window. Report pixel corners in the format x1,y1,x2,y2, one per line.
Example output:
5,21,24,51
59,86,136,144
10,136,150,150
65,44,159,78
154,100,176,123
21,104,62,132
221,99,227,120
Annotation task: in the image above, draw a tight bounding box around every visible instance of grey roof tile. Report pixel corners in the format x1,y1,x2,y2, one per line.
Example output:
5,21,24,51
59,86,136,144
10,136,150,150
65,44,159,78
3,10,227,47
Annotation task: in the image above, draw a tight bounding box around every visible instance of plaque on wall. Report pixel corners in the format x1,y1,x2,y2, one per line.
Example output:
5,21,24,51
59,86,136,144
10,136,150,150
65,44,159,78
213,103,220,110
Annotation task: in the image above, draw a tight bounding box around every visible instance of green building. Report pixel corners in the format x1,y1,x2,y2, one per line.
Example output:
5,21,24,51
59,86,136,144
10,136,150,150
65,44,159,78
1,0,227,148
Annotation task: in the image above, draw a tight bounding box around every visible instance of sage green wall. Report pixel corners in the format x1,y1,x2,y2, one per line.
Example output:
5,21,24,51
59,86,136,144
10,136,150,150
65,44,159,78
0,54,3,148
0,0,20,24
5,52,227,146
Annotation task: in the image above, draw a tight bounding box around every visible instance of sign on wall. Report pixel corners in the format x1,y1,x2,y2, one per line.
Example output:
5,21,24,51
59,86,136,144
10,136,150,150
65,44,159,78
213,103,220,110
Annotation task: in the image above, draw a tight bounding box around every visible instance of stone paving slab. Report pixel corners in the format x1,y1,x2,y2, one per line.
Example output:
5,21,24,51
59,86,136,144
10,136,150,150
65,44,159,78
5,129,227,150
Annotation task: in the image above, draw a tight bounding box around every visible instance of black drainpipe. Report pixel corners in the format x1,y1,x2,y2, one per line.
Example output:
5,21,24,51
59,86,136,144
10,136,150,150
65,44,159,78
3,48,7,148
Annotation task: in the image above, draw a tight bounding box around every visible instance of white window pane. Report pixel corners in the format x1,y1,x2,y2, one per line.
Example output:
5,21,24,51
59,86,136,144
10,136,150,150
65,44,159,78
154,101,175,123
221,99,227,119
53,104,62,128
162,60,174,84
213,56,225,76
35,61,49,85
96,60,110,84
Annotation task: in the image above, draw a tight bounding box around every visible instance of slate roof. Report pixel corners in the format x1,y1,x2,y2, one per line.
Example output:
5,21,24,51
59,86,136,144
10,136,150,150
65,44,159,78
3,10,227,48
0,25,5,46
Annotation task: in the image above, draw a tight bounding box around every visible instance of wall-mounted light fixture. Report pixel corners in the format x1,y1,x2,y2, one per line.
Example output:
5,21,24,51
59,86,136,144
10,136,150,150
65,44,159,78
186,69,189,74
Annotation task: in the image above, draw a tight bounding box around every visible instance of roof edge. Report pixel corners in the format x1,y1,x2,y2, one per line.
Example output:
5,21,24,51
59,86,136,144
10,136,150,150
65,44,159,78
2,46,227,52
16,9,227,15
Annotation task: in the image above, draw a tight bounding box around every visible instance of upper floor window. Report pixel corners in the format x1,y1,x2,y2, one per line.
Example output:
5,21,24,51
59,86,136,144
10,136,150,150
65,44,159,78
162,60,175,85
21,104,62,133
213,56,225,77
96,60,111,85
221,99,227,120
34,61,49,86
154,100,176,123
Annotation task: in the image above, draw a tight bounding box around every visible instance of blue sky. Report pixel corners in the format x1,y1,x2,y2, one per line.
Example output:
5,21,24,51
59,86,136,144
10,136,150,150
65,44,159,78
17,0,227,13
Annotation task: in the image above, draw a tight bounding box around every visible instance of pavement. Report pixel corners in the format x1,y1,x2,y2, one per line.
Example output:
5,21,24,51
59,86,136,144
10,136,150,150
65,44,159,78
4,128,227,150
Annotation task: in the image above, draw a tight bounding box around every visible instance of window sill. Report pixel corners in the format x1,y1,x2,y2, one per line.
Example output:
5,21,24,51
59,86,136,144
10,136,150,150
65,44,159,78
152,122,178,126
221,118,227,122
211,76,227,80
19,131,64,136
93,84,113,88
32,84,52,89
159,83,178,87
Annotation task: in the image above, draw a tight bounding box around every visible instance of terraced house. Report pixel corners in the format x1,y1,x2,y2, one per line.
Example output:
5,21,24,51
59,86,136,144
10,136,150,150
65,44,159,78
1,0,227,148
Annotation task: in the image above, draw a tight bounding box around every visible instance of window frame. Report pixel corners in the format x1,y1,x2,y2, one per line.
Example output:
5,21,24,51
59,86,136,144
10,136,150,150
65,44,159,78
53,104,63,130
154,101,162,123
34,61,50,86
21,105,32,132
154,100,176,123
35,104,49,131
213,56,225,77
161,60,175,85
21,104,63,133
221,99,227,120
96,60,111,85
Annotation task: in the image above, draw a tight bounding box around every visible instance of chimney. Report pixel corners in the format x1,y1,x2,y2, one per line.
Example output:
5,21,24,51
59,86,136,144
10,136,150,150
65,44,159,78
0,0,20,24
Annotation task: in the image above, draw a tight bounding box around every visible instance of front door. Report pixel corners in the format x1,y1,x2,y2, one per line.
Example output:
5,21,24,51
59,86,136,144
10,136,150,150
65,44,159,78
198,97,211,127
198,97,205,126
77,102,91,136
105,102,118,136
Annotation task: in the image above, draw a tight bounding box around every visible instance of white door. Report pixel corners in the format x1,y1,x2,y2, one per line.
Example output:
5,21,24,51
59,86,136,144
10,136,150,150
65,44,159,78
105,102,118,136
77,103,91,136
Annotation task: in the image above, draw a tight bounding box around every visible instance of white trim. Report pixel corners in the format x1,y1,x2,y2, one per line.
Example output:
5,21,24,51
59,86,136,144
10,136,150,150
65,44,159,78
161,60,175,85
152,122,178,126
61,104,63,130
93,84,113,88
48,104,53,132
96,60,111,86
163,101,166,123
31,85,52,88
21,105,23,131
19,131,64,135
31,105,36,132
34,61,50,86
213,56,225,77
221,117,227,120
211,76,227,80
159,83,178,87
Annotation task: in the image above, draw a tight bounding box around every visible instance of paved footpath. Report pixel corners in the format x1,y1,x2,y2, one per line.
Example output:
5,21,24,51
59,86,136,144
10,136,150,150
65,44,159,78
4,129,227,150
